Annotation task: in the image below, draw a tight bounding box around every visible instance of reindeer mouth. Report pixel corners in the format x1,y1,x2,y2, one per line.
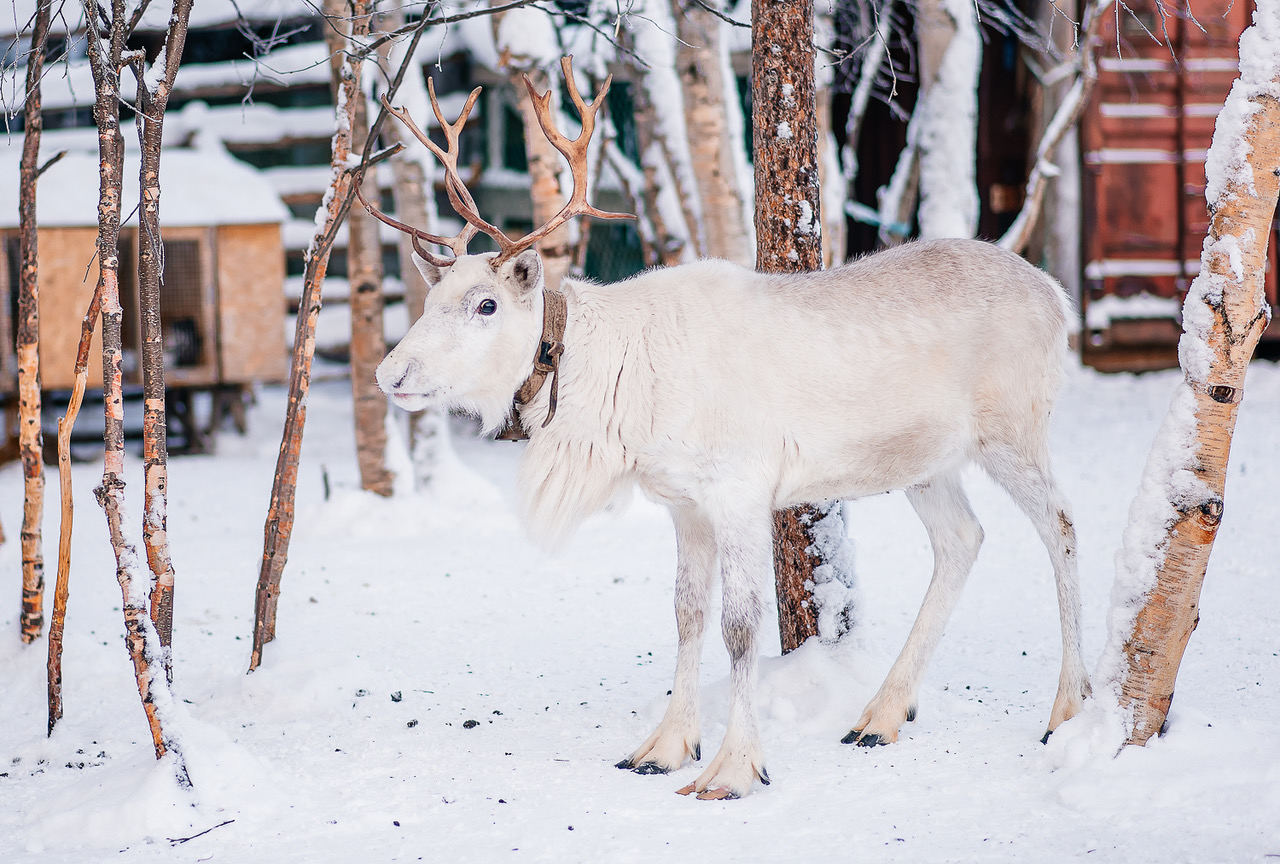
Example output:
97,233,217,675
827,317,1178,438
390,392,435,412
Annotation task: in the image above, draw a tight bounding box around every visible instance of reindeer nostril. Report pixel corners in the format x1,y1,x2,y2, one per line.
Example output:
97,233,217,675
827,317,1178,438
376,356,409,394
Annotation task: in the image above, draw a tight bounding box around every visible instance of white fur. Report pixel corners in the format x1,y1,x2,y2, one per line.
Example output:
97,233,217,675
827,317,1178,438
378,239,1091,799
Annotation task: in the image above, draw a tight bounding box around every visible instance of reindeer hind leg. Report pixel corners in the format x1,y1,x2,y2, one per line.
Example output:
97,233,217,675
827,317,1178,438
978,439,1090,741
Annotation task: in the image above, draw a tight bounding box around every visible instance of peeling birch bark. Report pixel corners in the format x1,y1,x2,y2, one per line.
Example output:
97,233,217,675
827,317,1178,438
84,0,185,775
339,0,395,498
131,0,194,678
17,0,51,644
675,1,752,266
1110,38,1280,746
250,0,363,671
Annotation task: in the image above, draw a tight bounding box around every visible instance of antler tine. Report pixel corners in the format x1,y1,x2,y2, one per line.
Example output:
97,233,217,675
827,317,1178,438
423,81,483,211
353,181,477,267
380,86,517,256
495,55,635,267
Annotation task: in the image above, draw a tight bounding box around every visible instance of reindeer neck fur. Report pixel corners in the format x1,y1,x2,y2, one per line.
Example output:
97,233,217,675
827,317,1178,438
514,273,667,547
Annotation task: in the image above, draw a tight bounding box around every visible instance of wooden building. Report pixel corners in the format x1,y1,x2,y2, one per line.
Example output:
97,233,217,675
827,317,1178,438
0,145,289,434
1080,0,1280,371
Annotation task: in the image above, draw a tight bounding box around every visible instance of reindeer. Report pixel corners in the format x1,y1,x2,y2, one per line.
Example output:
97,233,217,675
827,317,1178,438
362,57,1090,800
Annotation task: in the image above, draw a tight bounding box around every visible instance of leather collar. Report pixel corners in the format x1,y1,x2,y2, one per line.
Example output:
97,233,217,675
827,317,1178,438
495,289,566,441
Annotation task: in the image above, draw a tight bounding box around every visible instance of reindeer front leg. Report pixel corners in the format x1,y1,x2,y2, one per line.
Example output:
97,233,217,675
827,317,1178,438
618,506,715,774
677,506,772,800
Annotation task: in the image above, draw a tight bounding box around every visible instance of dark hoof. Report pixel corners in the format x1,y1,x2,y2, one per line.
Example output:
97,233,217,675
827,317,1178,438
1040,729,1052,745
905,706,917,723
692,742,701,761
633,762,670,775
841,729,888,746
615,758,635,770
759,767,770,786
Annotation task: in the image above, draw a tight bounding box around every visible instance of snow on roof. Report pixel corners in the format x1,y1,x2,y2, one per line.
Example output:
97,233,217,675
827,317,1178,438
0,142,288,228
4,40,333,113
3,0,320,37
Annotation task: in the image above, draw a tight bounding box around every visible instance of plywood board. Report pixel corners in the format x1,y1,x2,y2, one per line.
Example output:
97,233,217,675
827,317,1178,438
216,223,288,384
39,227,103,391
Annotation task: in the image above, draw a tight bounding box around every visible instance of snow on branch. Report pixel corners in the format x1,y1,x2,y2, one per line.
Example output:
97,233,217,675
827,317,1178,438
1096,2,1280,747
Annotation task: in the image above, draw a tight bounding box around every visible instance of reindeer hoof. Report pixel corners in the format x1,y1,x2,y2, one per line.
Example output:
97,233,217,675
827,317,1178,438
676,783,696,796
615,758,635,770
633,762,670,775
841,729,888,747
696,787,739,801
1040,729,1052,745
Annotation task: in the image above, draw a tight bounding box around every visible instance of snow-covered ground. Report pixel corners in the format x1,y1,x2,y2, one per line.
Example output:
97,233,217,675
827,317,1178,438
2,357,1278,863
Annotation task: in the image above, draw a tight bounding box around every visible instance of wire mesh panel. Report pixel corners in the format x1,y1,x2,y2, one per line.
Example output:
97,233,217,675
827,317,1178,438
1,234,17,389
156,232,218,387
583,222,645,284
161,238,209,371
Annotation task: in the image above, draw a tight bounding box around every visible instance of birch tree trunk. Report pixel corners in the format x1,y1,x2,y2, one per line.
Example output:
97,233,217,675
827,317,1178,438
249,1,433,667
754,0,857,651
998,0,1105,257
674,1,752,266
17,0,51,644
328,0,394,497
1104,13,1280,747
83,0,184,774
252,0,369,669
626,59,689,267
506,67,574,288
490,6,573,288
131,0,194,679
914,0,980,239
376,8,452,490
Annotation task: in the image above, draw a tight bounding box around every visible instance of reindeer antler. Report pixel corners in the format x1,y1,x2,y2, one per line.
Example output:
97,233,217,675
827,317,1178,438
356,56,634,270
493,55,635,266
353,86,485,267
353,183,472,268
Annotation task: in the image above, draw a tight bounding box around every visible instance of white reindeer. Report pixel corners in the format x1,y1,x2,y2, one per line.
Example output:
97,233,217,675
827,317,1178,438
363,58,1090,800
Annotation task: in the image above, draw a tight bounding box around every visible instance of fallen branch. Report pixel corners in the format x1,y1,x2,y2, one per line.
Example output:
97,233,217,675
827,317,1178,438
998,0,1108,254
168,818,235,845
47,287,101,735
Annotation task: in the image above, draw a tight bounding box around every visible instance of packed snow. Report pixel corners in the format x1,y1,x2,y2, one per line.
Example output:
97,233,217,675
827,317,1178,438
2,354,1279,862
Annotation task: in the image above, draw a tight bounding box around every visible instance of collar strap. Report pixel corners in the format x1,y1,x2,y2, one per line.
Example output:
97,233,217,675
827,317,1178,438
496,289,566,441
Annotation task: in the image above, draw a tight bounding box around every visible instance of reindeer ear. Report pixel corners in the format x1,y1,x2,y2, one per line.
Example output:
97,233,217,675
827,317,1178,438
501,249,544,298
411,251,442,287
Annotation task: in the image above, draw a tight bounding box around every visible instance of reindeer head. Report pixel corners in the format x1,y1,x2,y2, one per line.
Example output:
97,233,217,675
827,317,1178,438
364,56,631,433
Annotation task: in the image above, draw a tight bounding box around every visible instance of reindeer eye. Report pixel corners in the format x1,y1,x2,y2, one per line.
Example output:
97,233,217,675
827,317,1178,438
477,299,497,316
